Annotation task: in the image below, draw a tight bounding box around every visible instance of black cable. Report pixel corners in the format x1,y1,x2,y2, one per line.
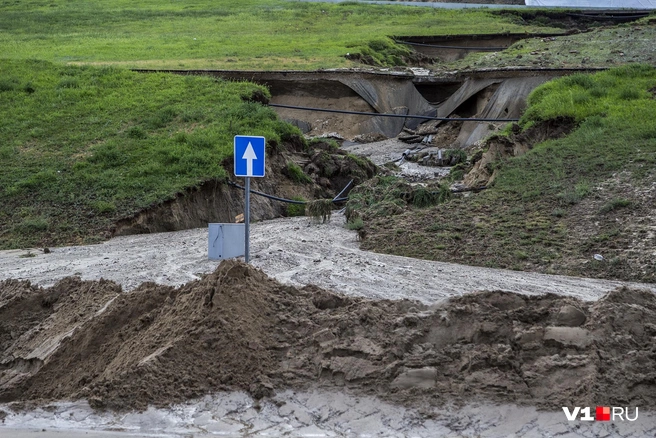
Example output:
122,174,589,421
268,103,519,122
228,181,348,204
332,179,354,202
228,179,487,203
396,41,507,51
228,181,307,204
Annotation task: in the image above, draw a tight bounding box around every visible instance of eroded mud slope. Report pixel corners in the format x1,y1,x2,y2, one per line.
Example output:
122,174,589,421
1,260,655,413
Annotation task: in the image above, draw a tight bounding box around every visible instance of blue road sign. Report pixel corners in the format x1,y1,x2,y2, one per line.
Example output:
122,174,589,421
234,135,266,178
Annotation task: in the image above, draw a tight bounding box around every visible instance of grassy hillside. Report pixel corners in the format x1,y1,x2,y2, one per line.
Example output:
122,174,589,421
453,22,656,70
0,0,560,70
0,60,297,248
355,65,656,283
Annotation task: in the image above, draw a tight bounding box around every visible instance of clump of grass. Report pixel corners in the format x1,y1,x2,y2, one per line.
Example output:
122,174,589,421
345,176,406,221
308,138,340,151
411,186,438,208
14,217,49,234
285,162,312,184
91,200,117,214
346,216,364,231
411,185,453,208
448,162,468,182
599,198,632,214
286,196,306,217
349,38,414,66
346,176,451,222
445,149,467,164
306,199,333,223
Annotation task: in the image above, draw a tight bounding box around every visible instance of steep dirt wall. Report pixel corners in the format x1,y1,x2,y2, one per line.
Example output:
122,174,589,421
396,33,544,62
112,140,376,236
113,179,285,236
270,80,378,139
464,117,576,187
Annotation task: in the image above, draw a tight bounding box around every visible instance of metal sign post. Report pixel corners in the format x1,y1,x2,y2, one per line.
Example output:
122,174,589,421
244,176,251,262
234,135,266,264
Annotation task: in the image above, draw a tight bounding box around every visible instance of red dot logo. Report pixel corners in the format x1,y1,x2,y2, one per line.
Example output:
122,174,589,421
596,406,611,421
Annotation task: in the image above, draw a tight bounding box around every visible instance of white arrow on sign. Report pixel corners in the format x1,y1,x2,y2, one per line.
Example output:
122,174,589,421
242,142,257,176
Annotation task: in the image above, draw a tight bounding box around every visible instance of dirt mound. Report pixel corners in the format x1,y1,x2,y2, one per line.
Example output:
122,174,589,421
0,277,122,399
1,262,655,412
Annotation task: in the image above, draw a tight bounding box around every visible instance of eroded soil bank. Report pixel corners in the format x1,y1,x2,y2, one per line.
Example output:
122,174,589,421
112,139,375,237
1,260,655,416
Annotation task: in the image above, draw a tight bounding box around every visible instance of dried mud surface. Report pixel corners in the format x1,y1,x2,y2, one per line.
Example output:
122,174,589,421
1,260,655,416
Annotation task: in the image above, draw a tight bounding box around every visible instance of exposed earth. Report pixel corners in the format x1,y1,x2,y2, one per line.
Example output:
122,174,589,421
1,216,656,436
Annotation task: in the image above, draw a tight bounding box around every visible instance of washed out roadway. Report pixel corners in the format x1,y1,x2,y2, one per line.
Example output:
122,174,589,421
0,214,653,303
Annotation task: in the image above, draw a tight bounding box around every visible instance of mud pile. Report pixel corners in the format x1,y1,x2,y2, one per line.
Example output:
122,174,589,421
1,260,655,412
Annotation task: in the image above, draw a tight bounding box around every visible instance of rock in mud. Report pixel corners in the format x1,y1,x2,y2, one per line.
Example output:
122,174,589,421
553,304,587,327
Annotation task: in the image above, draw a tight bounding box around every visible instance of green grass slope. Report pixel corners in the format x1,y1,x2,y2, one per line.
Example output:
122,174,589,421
452,22,656,70
0,60,298,249
0,0,560,70
357,65,656,283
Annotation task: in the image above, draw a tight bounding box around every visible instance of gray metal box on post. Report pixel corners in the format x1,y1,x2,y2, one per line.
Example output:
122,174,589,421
208,223,245,260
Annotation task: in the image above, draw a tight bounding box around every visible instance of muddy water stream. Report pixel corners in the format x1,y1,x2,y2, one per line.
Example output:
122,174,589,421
1,214,652,301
